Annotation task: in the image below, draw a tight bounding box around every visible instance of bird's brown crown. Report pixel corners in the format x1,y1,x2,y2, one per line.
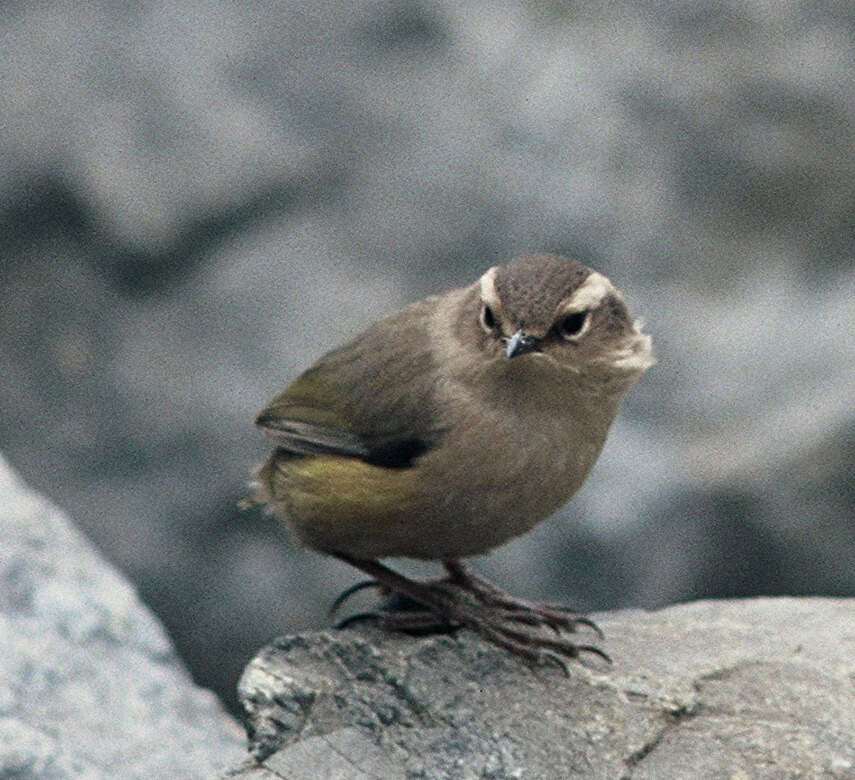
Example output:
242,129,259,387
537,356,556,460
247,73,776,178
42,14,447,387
493,254,594,332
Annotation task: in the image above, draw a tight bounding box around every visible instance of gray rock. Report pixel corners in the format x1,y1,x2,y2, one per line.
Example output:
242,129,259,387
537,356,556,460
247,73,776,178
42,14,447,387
0,454,245,778
230,598,855,779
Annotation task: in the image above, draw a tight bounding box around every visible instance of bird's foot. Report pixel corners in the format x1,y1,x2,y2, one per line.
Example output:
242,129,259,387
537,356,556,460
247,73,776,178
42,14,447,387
331,555,610,671
442,559,603,638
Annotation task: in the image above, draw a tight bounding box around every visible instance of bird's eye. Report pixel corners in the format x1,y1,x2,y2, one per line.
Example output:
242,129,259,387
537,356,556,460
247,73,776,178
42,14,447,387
480,303,497,333
558,310,589,340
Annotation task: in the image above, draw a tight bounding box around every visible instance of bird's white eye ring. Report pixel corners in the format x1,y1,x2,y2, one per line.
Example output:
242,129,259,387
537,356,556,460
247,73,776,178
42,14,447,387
480,303,497,334
558,310,589,340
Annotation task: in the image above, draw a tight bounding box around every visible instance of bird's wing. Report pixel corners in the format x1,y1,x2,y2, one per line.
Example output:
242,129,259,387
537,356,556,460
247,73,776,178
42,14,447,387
256,300,444,469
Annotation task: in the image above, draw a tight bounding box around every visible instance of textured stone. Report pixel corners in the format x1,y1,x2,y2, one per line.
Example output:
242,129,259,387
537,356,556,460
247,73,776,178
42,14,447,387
0,454,244,778
229,598,855,779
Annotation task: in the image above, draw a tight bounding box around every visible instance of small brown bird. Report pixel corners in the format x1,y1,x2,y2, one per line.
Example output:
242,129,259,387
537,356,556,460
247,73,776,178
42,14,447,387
253,253,653,667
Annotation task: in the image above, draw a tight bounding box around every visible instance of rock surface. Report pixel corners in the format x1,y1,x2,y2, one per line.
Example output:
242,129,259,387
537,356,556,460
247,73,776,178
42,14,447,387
0,454,245,778
230,598,855,779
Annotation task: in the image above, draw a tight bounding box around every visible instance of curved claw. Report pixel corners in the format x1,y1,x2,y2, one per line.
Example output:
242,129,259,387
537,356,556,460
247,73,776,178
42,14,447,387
328,579,382,618
577,644,612,664
334,610,382,630
574,616,605,639
537,651,572,677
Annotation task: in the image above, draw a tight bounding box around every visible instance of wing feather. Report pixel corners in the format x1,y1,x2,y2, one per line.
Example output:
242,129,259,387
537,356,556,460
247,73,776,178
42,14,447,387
256,299,444,469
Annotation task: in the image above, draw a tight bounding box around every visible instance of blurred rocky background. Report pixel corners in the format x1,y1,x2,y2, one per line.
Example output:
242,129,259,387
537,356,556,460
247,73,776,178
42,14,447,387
2,1,852,714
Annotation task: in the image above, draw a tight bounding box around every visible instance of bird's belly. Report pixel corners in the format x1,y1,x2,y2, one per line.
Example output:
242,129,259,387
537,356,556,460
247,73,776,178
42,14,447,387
404,424,602,558
263,414,605,560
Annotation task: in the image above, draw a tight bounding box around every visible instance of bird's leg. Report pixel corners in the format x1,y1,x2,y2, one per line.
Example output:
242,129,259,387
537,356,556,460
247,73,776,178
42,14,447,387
332,553,609,669
331,557,456,633
331,555,465,631
442,559,603,637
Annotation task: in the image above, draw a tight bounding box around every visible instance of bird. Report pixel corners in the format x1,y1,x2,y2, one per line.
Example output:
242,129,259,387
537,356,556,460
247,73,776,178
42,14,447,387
251,253,653,668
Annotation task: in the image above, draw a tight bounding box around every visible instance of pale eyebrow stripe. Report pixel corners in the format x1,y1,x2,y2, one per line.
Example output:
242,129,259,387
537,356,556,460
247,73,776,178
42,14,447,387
556,271,617,314
478,265,517,334
479,266,500,307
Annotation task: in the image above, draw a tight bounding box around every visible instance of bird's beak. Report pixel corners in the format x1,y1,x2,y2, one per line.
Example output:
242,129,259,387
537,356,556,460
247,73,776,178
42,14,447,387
504,329,539,358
